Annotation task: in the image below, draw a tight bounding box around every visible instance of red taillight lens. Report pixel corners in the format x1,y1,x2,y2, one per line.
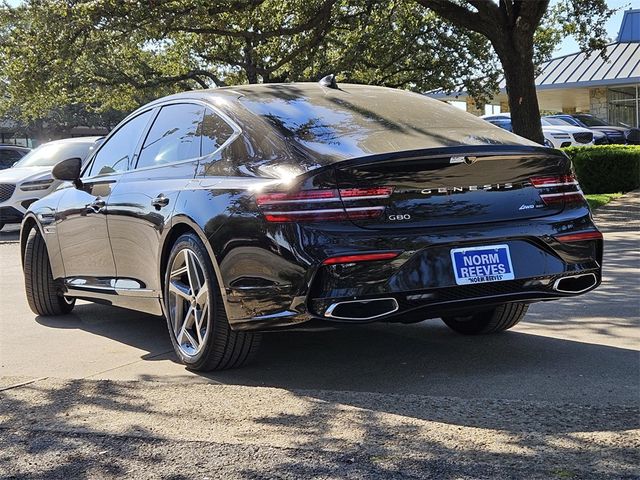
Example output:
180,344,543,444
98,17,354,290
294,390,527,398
530,175,577,188
256,190,339,206
554,231,603,243
322,251,402,265
530,174,585,205
256,187,393,222
339,187,394,199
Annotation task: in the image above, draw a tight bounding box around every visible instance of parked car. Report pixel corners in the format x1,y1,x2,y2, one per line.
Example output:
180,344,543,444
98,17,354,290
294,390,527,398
481,113,594,148
0,137,100,230
543,117,608,145
20,83,602,371
0,145,30,170
545,113,640,144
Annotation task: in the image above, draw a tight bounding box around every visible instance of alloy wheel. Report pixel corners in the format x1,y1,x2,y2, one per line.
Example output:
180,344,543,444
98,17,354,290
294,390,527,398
167,248,210,357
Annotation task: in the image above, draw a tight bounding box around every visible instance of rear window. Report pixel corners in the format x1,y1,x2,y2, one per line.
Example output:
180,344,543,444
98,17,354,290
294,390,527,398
238,86,534,158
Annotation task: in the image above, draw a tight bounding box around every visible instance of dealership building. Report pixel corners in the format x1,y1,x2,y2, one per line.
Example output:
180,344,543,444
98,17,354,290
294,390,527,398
432,8,640,128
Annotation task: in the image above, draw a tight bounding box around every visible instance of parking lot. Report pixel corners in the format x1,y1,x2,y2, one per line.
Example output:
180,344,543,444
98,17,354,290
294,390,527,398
1,193,639,479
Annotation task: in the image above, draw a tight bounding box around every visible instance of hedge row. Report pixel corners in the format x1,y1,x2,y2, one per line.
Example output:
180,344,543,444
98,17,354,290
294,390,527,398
561,145,640,194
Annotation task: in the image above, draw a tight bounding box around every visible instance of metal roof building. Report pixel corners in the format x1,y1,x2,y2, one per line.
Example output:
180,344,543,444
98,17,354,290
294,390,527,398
431,8,640,128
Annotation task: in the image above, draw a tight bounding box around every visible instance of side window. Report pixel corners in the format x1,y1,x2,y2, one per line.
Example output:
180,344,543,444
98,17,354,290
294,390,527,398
201,108,235,156
136,104,204,169
88,110,153,177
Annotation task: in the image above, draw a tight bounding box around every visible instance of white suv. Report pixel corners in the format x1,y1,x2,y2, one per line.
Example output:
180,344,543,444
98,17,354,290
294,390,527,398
0,137,100,230
481,114,594,148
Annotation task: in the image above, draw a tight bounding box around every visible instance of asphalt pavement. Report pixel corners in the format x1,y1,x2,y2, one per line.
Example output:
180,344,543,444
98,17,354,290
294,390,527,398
0,193,638,479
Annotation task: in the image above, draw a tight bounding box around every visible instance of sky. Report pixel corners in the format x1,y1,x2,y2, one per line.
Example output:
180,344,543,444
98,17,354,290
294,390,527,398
552,0,634,57
4,0,633,59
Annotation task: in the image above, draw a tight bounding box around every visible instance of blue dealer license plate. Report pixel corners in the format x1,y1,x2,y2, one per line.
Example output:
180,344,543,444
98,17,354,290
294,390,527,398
450,244,514,285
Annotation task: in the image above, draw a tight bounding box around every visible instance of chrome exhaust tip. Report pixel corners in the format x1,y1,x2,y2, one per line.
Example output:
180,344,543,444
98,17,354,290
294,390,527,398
553,273,598,294
324,297,399,320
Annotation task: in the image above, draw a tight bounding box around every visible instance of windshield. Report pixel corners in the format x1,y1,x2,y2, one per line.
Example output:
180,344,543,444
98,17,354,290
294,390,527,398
574,115,608,127
13,141,94,167
543,117,574,126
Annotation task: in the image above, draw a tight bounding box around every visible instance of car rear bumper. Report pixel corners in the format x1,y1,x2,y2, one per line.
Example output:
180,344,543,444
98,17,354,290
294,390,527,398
219,206,603,331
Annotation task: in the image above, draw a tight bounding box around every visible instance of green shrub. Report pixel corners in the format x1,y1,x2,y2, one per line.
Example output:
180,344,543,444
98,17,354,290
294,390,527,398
561,145,640,194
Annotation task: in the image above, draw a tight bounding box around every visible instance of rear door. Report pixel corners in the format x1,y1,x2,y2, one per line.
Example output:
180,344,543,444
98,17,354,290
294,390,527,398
334,149,571,230
106,103,211,293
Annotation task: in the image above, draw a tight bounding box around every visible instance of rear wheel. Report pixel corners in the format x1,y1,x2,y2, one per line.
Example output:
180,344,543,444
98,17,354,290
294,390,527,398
442,303,528,335
23,228,75,316
164,233,261,371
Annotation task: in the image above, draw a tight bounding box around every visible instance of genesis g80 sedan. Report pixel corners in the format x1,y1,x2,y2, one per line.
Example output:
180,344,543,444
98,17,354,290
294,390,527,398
20,82,603,370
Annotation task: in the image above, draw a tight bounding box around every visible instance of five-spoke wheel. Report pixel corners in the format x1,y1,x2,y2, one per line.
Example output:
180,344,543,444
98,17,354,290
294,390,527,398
168,248,210,357
164,233,261,371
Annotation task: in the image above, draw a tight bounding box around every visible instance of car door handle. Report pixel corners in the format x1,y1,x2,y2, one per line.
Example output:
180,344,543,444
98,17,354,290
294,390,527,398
87,198,106,213
151,194,170,209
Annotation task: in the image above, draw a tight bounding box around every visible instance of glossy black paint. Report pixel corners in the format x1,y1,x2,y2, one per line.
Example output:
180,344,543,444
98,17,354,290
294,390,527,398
21,83,603,331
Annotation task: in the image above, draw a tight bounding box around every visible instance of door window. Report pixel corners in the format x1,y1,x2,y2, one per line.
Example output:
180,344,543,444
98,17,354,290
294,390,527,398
201,108,235,156
136,104,204,169
88,110,153,177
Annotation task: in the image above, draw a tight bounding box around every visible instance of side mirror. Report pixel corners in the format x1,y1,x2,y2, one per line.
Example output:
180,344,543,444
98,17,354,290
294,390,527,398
52,157,82,187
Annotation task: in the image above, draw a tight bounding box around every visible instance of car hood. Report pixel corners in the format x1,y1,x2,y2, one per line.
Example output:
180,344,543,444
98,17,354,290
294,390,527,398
0,166,53,183
541,126,571,135
543,125,592,134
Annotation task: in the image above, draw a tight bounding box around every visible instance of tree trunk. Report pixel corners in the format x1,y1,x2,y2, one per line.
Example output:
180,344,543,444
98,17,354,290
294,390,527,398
500,49,545,145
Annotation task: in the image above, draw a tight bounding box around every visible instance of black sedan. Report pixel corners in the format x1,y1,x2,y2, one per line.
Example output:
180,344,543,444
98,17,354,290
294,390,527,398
20,82,603,370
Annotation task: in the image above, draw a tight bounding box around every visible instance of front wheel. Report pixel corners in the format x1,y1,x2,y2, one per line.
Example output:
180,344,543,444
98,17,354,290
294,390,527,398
23,229,75,316
442,303,528,335
164,233,261,371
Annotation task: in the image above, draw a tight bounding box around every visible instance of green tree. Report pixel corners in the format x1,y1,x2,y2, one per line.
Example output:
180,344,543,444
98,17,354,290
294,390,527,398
413,0,615,143
0,0,614,143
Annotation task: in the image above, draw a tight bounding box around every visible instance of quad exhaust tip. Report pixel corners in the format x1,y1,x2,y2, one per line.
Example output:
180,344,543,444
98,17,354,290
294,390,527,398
553,273,597,294
325,298,399,320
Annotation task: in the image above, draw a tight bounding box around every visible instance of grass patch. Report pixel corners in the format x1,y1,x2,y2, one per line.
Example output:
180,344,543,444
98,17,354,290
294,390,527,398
585,193,622,210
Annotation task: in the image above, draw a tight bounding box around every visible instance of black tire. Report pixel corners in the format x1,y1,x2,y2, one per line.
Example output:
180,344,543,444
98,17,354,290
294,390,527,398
164,233,261,371
23,228,75,316
442,303,528,335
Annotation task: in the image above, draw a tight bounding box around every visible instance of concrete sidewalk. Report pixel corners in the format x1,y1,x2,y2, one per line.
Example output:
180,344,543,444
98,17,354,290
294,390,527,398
0,191,638,479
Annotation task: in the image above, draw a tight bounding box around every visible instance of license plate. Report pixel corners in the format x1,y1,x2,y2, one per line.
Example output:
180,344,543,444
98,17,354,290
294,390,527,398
450,244,514,285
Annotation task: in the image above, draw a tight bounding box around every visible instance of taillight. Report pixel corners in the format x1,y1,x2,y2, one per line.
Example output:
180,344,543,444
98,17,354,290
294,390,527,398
554,231,603,243
256,187,393,223
530,174,585,205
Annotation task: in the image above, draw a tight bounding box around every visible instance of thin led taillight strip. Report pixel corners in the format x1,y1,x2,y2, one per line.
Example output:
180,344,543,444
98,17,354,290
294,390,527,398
530,175,577,188
256,187,393,206
535,181,579,188
256,190,340,206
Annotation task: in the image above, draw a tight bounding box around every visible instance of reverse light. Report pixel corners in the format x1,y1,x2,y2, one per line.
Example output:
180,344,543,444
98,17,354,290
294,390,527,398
256,187,393,222
554,231,603,243
322,251,402,265
530,174,585,205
